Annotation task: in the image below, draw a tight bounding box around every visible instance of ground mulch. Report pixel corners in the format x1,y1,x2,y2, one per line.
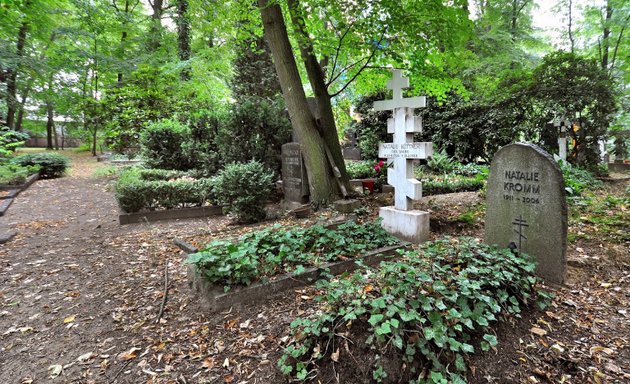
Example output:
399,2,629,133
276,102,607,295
0,151,628,383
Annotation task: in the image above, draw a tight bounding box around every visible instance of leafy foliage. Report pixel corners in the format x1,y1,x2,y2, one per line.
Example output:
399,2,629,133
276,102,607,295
559,160,603,197
345,160,377,179
211,161,274,224
186,220,399,289
0,163,39,185
350,93,389,161
0,128,29,159
140,118,195,171
216,96,291,175
115,167,214,213
279,237,550,383
11,152,69,179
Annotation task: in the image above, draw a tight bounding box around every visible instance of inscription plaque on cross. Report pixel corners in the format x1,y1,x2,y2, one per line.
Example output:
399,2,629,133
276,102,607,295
374,69,433,211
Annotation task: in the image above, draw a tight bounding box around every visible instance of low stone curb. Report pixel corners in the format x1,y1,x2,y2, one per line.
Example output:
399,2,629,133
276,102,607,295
0,230,17,244
0,198,13,217
176,239,410,313
119,205,223,225
0,172,39,191
0,173,39,217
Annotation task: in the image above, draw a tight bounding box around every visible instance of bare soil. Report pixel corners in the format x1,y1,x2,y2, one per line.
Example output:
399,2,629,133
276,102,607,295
0,151,628,384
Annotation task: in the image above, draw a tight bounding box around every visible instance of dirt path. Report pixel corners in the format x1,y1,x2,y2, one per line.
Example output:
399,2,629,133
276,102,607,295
1,152,628,384
0,152,237,383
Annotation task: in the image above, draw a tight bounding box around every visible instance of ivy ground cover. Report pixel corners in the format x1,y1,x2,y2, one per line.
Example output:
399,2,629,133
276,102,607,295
185,220,400,290
279,237,551,383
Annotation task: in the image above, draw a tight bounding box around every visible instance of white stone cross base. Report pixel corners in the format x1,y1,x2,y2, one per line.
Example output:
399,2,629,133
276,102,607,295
380,206,430,244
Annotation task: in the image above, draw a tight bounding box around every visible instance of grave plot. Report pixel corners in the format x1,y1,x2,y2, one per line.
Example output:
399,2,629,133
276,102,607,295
115,167,221,224
176,220,408,312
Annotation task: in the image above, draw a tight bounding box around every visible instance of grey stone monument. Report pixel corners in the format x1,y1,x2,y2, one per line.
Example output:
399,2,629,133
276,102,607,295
281,142,310,210
485,143,567,285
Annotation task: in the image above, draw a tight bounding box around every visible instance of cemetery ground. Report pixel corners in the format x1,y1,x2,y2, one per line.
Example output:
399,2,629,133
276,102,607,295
0,151,628,384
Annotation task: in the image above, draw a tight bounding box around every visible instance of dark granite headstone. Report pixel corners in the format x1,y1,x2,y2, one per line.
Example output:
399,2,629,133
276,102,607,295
281,143,310,209
485,143,567,285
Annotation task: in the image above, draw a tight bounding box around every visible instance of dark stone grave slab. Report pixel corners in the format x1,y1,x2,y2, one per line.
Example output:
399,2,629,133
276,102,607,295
485,143,567,285
281,143,310,209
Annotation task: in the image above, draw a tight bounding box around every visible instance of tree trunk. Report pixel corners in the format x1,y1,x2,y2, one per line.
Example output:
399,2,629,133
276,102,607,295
287,0,351,192
15,80,33,131
601,2,612,69
46,102,55,150
258,0,340,205
149,0,164,52
6,22,29,129
177,0,191,80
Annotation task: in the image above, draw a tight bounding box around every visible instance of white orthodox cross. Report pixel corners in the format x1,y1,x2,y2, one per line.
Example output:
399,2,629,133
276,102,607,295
553,118,570,161
374,69,433,211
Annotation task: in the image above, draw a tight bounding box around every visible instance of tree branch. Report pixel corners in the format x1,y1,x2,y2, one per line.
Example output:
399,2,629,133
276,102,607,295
329,30,386,98
327,21,356,84
610,12,630,69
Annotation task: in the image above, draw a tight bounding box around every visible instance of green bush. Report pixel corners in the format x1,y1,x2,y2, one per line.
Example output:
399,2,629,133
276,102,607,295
115,167,214,213
11,152,69,179
140,119,194,170
345,160,377,179
427,151,456,174
211,160,274,224
216,96,292,174
0,128,29,159
186,220,399,289
279,237,551,383
422,174,486,195
0,163,40,185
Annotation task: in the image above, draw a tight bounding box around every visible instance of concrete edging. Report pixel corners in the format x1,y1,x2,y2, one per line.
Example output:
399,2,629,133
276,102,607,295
176,239,410,313
0,173,39,217
119,205,223,225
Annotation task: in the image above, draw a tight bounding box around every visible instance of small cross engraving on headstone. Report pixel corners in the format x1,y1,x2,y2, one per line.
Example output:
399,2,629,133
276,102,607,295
374,69,432,210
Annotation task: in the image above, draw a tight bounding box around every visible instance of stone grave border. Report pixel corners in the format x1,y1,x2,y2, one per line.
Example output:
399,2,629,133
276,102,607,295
174,228,411,313
0,173,39,217
119,205,223,225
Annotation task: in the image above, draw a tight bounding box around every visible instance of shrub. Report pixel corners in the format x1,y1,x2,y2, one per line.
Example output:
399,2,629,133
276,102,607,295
186,220,399,289
211,160,274,223
279,237,551,383
345,160,377,179
140,119,194,170
0,128,29,159
422,174,486,195
11,152,69,179
115,167,214,213
216,96,292,174
0,163,40,185
351,92,389,160
427,151,456,174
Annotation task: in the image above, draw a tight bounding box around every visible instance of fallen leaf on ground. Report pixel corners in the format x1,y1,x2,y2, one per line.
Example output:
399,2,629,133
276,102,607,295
118,347,141,361
530,327,547,337
48,364,63,378
63,315,76,324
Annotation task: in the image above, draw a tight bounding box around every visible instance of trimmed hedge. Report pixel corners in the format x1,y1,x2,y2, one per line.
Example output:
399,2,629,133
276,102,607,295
11,152,69,179
115,167,215,213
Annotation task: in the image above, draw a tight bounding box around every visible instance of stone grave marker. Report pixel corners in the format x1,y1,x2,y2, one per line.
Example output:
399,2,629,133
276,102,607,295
485,143,567,285
373,69,433,243
281,142,310,210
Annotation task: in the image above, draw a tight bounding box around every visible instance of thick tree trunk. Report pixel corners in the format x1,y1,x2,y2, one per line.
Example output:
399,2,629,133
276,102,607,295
177,0,191,80
287,0,351,191
258,0,340,205
6,22,29,129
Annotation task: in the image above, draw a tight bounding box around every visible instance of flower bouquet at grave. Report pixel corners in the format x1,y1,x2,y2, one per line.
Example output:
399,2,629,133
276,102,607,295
373,160,390,192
